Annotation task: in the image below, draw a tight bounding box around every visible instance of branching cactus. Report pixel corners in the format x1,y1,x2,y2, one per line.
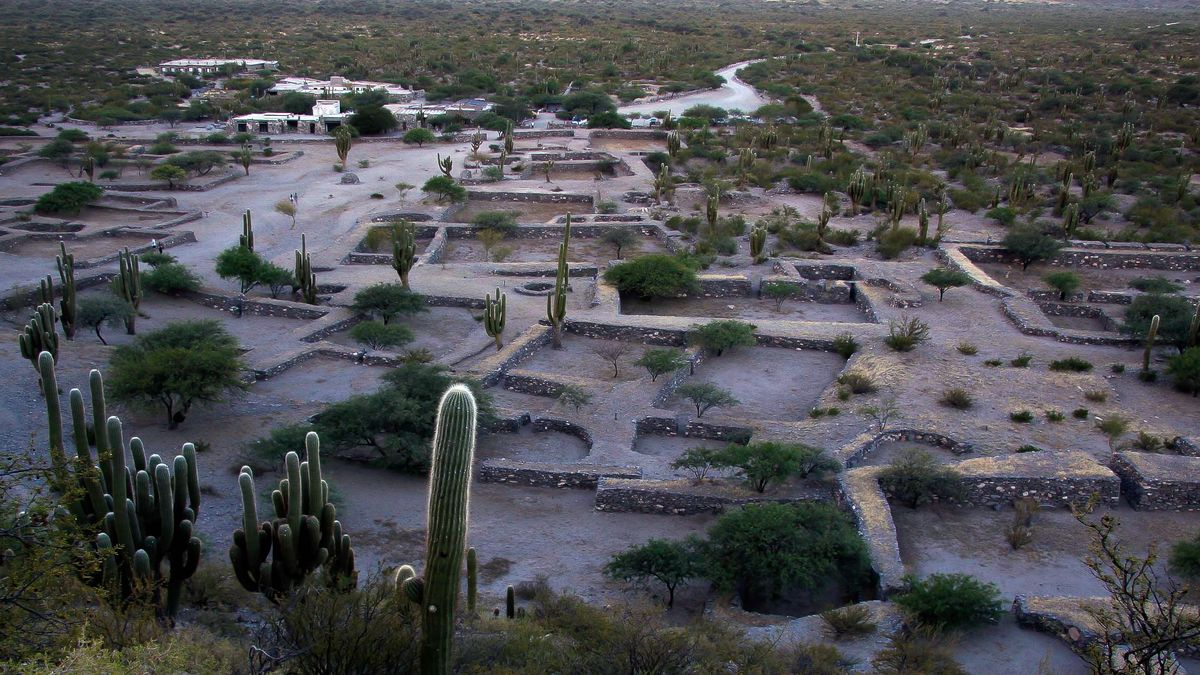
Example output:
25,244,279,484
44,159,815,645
503,123,514,155
295,233,318,304
113,248,141,334
241,210,255,251
1063,203,1081,239
57,242,78,340
748,226,767,263
484,288,506,351
653,163,671,204
847,167,868,214
437,153,454,179
401,384,478,675
392,220,417,288
705,193,719,235
230,431,356,601
666,132,680,158
546,216,571,349
37,352,202,618
20,303,59,389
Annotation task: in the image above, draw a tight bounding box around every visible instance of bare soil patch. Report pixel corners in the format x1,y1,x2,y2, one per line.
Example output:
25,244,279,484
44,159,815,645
325,306,482,358
977,261,1199,295
856,440,962,467
621,295,871,323
519,335,659,383
445,235,667,265
452,199,583,224
251,356,391,405
12,232,160,261
476,426,590,463
486,386,560,415
590,138,666,152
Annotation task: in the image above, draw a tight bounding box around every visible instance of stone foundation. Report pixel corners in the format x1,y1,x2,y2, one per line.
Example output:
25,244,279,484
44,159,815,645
1110,452,1200,511
594,477,834,515
478,459,640,488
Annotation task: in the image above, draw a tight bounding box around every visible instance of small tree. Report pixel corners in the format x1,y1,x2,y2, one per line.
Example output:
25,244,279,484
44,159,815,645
1122,294,1195,352
351,283,426,324
34,181,102,215
1043,271,1082,301
603,254,699,299
670,446,725,484
676,382,739,417
877,448,966,508
275,198,297,230
422,175,466,203
894,573,1003,631
149,164,188,189
557,384,592,412
605,538,702,608
1002,226,1063,270
1168,348,1200,396
690,320,757,356
142,262,201,295
107,320,246,428
920,268,971,301
403,128,436,147
476,229,505,261
635,347,687,382
258,262,297,299
215,245,263,293
77,294,134,345
601,229,639,260
350,321,414,350
761,281,802,311
717,442,839,493
236,146,253,175
592,342,631,378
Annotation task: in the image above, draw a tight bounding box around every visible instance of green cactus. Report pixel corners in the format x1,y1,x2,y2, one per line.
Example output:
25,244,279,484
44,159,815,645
705,193,719,236
1063,203,1081,239
437,153,453,179
334,125,353,168
547,216,571,349
889,185,907,231
112,248,141,335
1144,314,1160,372
666,132,680,158
295,233,318,304
407,384,478,675
230,431,356,601
57,242,77,340
653,163,672,204
503,123,514,156
506,585,515,619
847,167,868,215
466,546,477,614
392,221,417,289
1082,149,1096,175
20,303,58,390
818,193,833,242
37,352,202,618
916,198,929,245
484,287,506,351
241,210,255,251
748,226,767,263
1188,304,1200,349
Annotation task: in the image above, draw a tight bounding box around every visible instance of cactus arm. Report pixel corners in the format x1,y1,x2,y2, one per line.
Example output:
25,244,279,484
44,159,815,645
106,417,136,561
305,432,322,517
1144,314,1160,371
466,546,477,614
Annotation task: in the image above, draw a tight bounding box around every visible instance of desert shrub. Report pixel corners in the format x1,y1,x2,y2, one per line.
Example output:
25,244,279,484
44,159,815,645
1129,431,1167,453
949,187,987,212
604,538,702,608
789,642,852,675
837,370,876,394
820,605,877,640
702,503,872,608
1111,363,1127,374
349,321,414,350
77,294,134,344
689,319,756,356
675,382,739,417
34,181,102,215
877,448,966,508
940,388,973,410
1084,389,1108,402
1170,537,1200,579
894,573,1002,630
717,442,839,492
1130,276,1184,294
1010,352,1033,367
876,227,917,259
138,251,176,268
826,229,860,246
670,446,726,484
833,332,859,359
1002,226,1063,270
1168,348,1200,396
956,341,978,355
351,283,426,324
985,206,1017,226
872,626,966,675
1046,410,1065,422
921,268,971,301
1122,294,1196,350
1009,410,1034,423
24,627,242,674
984,358,1003,367
471,210,519,235
1043,271,1082,300
885,314,930,351
1050,357,1093,372
1073,408,1091,419
1016,445,1044,453
604,254,699,298
400,348,434,364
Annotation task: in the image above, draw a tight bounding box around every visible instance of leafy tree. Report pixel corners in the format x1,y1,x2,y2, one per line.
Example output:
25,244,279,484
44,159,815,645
605,538,702,608
279,92,317,114
601,229,639,259
682,104,728,122
894,574,1003,631
349,106,397,135
403,128,436,146
77,294,134,345
470,210,519,235
634,347,687,381
350,321,414,350
689,319,757,356
761,281,802,310
1002,226,1063,270
587,111,631,129
557,383,592,411
603,254,699,298
422,175,466,202
142,262,201,295
717,442,839,492
1168,348,1200,396
164,150,225,176
257,262,296,299
1043,271,1082,300
670,446,725,484
877,448,966,508
274,199,297,229
675,382,739,417
34,181,102,214
920,267,971,301
149,164,188,189
37,138,74,168
561,90,616,115
1122,294,1195,351
57,128,89,143
702,503,871,607
215,245,263,293
351,283,426,324
107,320,246,428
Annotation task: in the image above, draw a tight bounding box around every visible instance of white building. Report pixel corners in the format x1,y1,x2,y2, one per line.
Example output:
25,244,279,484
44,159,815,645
384,99,495,125
270,75,422,102
158,58,279,75
228,100,352,135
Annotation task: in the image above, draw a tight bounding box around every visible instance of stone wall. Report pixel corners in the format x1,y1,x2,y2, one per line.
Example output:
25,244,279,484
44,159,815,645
1001,295,1139,346
469,324,553,387
589,129,669,141
634,416,752,444
840,429,974,468
650,348,705,407
958,244,1200,272
184,290,328,320
1110,452,1200,511
465,190,594,206
791,262,857,280
1173,437,1200,457
697,274,753,298
477,459,640,488
531,417,593,449
840,467,908,598
104,171,242,193
1036,301,1121,332
512,130,576,139
503,370,571,397
594,477,834,515
760,276,854,304
565,320,689,346
950,452,1120,508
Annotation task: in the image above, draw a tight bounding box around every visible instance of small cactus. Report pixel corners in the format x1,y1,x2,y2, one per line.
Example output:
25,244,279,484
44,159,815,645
437,153,453,179
748,226,767,263
506,585,516,619
547,216,571,349
112,248,141,334
484,288,506,351
294,233,318,305
56,242,78,340
241,210,255,251
392,221,417,288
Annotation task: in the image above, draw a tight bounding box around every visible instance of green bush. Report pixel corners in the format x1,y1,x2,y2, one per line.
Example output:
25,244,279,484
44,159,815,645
142,262,201,295
34,181,102,215
894,573,1003,630
349,321,414,350
1170,537,1200,579
1122,293,1195,350
1168,347,1200,396
471,210,519,235
877,227,917,259
833,332,859,359
716,442,839,492
603,254,699,299
351,283,426,324
1049,357,1093,372
885,314,930,351
1009,410,1034,423
877,448,966,508
1129,276,1183,294
689,319,757,356
940,388,973,410
820,605,877,640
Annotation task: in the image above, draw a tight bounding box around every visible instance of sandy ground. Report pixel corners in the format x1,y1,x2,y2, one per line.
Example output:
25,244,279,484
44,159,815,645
622,295,873,323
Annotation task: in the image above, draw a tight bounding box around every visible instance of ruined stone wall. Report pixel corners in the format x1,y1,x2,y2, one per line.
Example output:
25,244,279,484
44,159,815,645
594,477,833,515
1110,452,1200,511
841,430,974,468
477,459,639,488
958,244,1200,271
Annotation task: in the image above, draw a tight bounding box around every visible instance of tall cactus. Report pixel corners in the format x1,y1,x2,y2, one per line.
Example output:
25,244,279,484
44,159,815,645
1143,314,1160,372
437,153,454,179
113,248,141,335
666,132,681,158
20,303,58,392
484,287,506,351
653,163,671,204
818,195,832,243
705,193,719,236
295,233,317,305
1188,304,1200,349
56,242,78,340
229,431,356,600
748,225,767,263
503,122,514,155
396,386,478,674
916,198,930,245
241,210,255,251
37,353,201,618
506,585,516,619
888,185,907,231
334,125,353,168
847,167,868,215
392,221,417,289
547,215,571,349
1063,202,1081,240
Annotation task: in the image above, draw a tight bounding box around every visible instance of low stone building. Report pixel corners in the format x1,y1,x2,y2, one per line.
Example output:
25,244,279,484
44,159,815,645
158,58,279,76
228,100,352,135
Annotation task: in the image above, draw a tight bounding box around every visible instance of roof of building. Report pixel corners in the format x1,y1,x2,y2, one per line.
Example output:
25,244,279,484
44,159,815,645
160,58,278,68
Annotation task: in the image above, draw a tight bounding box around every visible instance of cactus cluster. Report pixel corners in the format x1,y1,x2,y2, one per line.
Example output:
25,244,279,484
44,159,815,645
230,431,356,600
19,303,58,388
547,216,571,349
295,233,318,304
38,352,202,618
847,167,868,215
392,221,417,289
748,226,767,263
240,210,255,251
56,242,78,340
112,248,142,335
666,132,681,158
484,287,506,351
437,153,454,179
653,163,672,204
